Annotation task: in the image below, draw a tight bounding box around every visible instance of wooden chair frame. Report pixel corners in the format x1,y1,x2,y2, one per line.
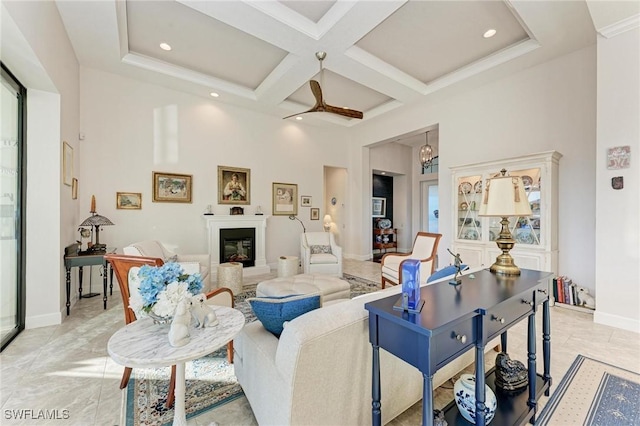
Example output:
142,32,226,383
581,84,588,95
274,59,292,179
380,232,442,289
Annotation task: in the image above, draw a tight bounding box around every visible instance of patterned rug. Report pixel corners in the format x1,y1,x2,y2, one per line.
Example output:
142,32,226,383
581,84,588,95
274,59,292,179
536,355,640,425
125,273,380,425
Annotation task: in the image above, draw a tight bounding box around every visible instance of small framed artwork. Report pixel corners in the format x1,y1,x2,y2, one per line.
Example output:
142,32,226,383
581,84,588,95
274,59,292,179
301,195,312,207
62,141,73,186
607,146,630,170
71,178,78,200
272,182,297,215
153,172,192,203
372,197,386,217
310,208,319,220
218,166,250,205
117,192,142,209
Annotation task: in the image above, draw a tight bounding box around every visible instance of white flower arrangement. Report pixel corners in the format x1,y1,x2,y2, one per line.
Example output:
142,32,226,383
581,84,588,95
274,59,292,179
129,262,203,319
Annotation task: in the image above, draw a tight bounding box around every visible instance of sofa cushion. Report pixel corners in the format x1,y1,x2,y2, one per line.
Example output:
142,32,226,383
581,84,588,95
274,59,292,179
427,264,469,283
248,293,321,337
310,244,332,254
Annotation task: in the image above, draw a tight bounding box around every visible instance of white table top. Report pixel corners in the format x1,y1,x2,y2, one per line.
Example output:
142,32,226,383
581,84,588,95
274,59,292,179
108,305,244,369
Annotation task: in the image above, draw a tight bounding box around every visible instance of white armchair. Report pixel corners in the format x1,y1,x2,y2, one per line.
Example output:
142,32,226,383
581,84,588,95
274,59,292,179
301,232,343,277
123,240,211,292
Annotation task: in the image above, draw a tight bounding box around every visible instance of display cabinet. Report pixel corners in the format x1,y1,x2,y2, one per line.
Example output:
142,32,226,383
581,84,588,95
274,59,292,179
451,151,562,274
373,228,397,255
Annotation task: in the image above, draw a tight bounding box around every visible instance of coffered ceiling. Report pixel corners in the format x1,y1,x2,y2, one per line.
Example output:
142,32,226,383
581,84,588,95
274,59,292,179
55,0,596,127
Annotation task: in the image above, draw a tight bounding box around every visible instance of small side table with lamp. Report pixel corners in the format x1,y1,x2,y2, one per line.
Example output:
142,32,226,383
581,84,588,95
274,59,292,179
64,196,115,315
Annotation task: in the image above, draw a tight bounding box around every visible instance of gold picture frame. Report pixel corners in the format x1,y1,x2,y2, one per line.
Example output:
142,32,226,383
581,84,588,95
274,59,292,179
218,166,250,205
117,192,142,209
272,182,297,216
71,178,78,200
63,141,73,186
153,172,192,203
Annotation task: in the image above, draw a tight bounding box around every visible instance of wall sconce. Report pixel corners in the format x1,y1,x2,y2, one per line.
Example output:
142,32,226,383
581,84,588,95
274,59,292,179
323,214,332,232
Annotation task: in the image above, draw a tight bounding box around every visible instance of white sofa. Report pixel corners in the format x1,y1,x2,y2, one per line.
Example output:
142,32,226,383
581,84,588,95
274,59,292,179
122,240,211,291
234,271,499,425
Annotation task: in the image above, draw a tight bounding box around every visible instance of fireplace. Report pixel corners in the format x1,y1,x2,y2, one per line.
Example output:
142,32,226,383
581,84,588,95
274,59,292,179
220,228,255,267
203,215,270,279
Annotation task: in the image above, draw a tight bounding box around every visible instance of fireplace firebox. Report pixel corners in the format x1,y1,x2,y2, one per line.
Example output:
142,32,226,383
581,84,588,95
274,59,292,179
220,228,255,268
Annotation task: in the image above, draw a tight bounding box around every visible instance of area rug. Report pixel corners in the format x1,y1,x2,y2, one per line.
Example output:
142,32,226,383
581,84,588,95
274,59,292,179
536,355,640,425
125,273,381,426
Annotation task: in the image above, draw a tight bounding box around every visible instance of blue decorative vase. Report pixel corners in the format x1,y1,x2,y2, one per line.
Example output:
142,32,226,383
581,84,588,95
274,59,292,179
401,259,421,310
454,374,497,424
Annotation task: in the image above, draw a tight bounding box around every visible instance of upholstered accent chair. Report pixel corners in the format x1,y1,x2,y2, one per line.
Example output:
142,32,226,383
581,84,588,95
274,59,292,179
122,240,211,291
300,232,343,277
381,232,442,289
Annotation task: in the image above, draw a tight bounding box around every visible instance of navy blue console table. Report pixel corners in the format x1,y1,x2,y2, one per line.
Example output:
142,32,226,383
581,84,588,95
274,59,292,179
365,269,552,426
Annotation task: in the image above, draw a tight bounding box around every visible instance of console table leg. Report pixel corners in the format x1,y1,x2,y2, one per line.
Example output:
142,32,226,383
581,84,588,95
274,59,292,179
474,343,487,426
372,345,381,426
527,312,537,411
103,262,108,310
78,266,84,298
109,264,114,296
500,332,508,353
543,299,551,395
422,373,434,426
65,267,71,316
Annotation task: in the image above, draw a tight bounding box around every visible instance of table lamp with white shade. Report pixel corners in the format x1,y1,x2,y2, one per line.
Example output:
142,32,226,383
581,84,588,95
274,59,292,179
478,169,532,275
323,214,332,232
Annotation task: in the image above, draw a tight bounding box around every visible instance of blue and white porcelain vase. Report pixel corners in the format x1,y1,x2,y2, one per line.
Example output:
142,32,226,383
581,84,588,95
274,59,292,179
454,374,497,424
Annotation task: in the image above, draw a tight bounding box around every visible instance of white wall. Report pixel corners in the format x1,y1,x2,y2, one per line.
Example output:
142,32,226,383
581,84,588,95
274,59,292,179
594,26,640,332
324,166,347,245
79,68,348,267
3,1,80,327
351,46,598,296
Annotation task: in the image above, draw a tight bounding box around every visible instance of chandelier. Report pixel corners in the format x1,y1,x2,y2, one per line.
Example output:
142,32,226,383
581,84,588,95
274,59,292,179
419,131,433,167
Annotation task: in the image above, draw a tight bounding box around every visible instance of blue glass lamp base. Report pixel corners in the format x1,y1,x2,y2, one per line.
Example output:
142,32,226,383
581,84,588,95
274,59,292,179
393,297,425,313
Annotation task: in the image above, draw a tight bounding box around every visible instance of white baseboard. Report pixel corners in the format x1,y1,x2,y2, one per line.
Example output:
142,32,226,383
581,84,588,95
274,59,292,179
26,311,62,328
594,310,640,333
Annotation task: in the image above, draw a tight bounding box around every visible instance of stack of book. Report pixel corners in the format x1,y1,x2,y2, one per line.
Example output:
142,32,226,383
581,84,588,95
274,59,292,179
552,276,577,306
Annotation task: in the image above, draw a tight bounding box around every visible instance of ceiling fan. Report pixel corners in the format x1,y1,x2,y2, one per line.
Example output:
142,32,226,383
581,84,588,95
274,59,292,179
284,51,364,120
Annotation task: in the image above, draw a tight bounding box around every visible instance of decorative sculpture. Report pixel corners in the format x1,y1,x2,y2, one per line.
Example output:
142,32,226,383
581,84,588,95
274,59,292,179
168,299,192,347
576,287,596,309
190,293,219,328
495,352,528,391
447,248,463,285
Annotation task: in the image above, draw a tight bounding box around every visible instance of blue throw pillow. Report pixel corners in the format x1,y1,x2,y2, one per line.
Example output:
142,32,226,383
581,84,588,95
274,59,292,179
248,293,321,337
427,264,469,283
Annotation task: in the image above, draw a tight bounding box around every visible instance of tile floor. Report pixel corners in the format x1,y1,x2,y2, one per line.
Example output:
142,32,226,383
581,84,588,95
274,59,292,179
1,259,638,425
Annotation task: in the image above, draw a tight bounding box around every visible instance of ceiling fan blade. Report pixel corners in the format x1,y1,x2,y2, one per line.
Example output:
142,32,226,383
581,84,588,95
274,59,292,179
324,103,364,119
310,80,323,107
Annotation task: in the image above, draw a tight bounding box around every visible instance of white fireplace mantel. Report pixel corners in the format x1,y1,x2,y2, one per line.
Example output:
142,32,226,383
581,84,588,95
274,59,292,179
203,215,270,279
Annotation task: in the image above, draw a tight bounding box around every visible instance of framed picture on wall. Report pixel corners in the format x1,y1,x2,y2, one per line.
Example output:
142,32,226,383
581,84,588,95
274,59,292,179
63,141,73,186
218,166,250,205
272,182,297,215
153,172,192,203
117,192,142,209
372,197,386,217
310,208,319,220
71,178,78,200
301,195,312,207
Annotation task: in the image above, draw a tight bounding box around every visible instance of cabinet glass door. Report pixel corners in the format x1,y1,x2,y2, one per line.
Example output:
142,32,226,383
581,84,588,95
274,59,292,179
456,175,482,240
507,168,541,246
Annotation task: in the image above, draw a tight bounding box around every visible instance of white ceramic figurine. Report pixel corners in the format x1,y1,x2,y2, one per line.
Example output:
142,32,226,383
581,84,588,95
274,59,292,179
190,293,219,328
168,299,192,347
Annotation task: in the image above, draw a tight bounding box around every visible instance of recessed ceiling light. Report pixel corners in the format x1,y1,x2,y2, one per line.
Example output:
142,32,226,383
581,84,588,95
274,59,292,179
483,29,497,38
210,92,219,98
159,42,172,51
381,171,386,175
295,116,303,120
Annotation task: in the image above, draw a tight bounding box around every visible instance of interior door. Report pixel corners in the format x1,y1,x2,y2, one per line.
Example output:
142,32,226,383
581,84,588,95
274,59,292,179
421,180,439,234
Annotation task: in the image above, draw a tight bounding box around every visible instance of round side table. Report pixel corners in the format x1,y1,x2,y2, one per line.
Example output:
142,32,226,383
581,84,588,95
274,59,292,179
217,262,243,295
278,256,299,278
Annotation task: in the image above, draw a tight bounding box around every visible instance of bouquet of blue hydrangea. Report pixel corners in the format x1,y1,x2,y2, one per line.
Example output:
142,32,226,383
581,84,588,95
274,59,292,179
129,262,203,318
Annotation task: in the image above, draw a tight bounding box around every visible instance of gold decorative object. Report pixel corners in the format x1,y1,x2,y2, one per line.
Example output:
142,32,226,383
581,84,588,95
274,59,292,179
478,169,532,275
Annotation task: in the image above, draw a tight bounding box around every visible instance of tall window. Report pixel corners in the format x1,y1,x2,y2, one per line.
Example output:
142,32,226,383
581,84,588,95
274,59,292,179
1,63,26,351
